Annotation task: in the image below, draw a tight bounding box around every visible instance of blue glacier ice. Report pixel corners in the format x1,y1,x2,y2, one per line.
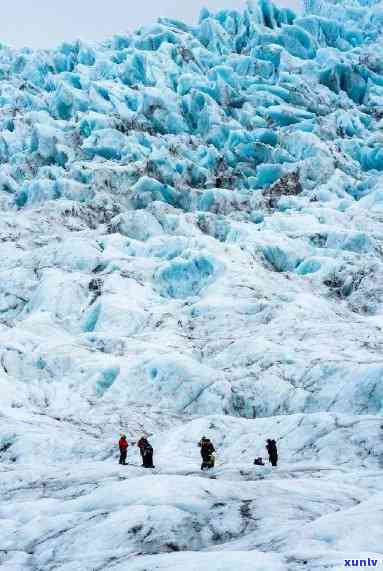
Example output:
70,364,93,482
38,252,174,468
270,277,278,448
1,0,383,569
0,0,378,207
155,254,221,298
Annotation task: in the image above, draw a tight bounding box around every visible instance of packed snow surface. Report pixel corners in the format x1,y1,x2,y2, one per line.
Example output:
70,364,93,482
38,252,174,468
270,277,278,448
0,0,383,568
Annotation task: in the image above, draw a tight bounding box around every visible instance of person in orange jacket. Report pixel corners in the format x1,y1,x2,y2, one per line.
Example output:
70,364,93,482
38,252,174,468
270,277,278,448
119,435,128,465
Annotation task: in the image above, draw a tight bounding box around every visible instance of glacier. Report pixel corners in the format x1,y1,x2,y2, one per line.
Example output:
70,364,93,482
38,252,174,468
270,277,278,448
0,0,383,568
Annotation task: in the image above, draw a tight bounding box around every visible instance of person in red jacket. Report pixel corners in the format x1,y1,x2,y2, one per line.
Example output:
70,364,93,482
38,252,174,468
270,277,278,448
119,435,128,465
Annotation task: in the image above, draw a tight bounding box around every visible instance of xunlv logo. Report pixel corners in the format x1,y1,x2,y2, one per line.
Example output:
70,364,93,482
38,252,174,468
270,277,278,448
345,560,379,567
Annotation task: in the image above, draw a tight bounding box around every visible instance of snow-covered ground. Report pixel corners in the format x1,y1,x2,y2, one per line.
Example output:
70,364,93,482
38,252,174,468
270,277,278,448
1,0,383,568
1,405,382,569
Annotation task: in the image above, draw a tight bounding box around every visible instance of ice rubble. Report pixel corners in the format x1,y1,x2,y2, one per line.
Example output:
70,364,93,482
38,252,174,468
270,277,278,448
1,0,383,568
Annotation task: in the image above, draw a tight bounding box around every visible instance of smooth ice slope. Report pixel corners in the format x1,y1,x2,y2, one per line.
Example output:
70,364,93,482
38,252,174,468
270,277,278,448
1,0,383,568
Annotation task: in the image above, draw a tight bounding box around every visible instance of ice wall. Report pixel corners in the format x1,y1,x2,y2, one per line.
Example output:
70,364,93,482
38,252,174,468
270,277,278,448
0,0,383,418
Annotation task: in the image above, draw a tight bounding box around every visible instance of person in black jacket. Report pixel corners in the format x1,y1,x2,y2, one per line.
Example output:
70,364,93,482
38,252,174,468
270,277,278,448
141,438,155,468
266,439,278,467
137,436,148,466
198,436,215,470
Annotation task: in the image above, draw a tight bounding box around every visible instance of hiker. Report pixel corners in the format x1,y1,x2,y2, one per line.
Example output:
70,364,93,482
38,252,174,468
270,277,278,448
266,439,278,467
141,439,155,468
198,436,215,470
118,435,128,465
137,436,149,465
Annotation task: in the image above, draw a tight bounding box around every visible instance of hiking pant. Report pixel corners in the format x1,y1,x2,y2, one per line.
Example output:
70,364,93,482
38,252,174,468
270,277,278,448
119,450,127,465
269,455,278,467
143,450,154,468
201,453,214,470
